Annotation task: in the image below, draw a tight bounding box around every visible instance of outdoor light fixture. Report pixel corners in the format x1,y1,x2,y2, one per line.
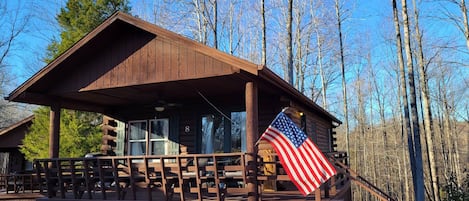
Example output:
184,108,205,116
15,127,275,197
154,106,165,112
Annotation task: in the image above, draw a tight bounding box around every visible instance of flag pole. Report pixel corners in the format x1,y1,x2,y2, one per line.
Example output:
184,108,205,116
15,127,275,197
254,137,263,147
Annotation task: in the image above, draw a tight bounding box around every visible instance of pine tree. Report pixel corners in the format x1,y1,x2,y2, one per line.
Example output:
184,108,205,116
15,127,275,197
45,0,130,62
21,107,102,161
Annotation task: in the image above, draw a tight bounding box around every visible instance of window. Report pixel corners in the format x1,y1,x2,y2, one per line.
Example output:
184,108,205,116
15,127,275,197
201,115,224,153
149,119,169,155
128,119,170,156
231,112,246,152
200,111,246,154
129,121,147,156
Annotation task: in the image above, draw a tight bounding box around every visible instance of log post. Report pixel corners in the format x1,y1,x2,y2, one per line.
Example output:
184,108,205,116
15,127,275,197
245,81,259,201
49,104,61,158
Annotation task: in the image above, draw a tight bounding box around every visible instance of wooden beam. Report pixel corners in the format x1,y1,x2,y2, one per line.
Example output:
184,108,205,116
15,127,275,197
49,104,61,158
245,81,258,201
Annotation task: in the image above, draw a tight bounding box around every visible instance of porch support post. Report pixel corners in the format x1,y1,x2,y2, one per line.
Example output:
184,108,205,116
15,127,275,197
49,104,61,158
245,81,259,201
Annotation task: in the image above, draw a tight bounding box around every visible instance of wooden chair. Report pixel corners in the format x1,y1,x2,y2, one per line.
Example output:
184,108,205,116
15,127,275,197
96,158,117,200
41,159,61,198
81,158,100,199
33,160,47,195
126,157,147,200
161,156,184,201
217,154,247,196
65,158,88,199
144,156,163,201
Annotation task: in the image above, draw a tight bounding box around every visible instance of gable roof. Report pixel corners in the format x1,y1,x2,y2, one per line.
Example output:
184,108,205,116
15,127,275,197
0,115,34,148
7,12,259,102
6,12,340,124
0,115,34,136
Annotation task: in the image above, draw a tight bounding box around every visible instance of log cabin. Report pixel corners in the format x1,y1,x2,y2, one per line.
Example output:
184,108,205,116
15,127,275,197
5,12,350,200
0,116,34,175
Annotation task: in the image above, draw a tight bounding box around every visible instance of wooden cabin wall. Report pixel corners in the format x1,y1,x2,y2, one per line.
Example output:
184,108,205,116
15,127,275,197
178,109,197,155
102,94,334,156
291,102,333,152
256,98,334,154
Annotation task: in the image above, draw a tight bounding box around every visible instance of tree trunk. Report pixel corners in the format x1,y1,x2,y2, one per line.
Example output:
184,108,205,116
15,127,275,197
212,0,217,49
460,0,469,50
335,0,350,156
411,0,440,200
261,0,266,65
228,2,234,54
400,0,426,200
310,0,327,109
392,0,416,199
371,64,391,195
286,0,293,85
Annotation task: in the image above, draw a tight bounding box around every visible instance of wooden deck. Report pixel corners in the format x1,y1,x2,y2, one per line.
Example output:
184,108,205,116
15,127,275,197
1,187,350,201
1,152,351,201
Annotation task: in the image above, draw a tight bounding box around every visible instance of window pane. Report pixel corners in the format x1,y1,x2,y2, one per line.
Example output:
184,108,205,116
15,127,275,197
201,115,224,153
129,121,146,140
150,119,168,140
115,121,125,156
150,141,165,155
129,142,146,155
231,112,246,152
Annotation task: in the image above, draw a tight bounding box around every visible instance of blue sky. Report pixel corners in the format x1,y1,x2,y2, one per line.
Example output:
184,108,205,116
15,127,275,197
3,0,467,105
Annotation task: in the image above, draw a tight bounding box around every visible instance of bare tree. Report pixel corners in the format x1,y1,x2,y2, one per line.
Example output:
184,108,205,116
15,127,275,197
411,0,441,200
391,0,415,199
310,0,328,109
335,0,350,155
461,0,469,51
285,0,293,85
400,0,426,200
0,1,31,127
261,0,266,65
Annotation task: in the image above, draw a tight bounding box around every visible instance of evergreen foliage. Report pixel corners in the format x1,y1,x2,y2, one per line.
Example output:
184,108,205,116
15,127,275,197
21,107,102,161
441,172,469,201
45,0,130,62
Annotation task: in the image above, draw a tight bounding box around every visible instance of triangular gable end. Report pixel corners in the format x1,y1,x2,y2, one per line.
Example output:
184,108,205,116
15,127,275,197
7,12,260,102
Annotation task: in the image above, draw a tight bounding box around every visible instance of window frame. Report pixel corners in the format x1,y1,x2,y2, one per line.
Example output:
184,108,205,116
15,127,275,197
128,120,148,156
127,118,170,156
148,118,169,155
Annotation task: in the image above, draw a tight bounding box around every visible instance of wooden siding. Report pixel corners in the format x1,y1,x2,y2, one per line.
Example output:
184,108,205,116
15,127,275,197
81,37,238,92
292,102,332,152
178,109,197,154
256,99,333,153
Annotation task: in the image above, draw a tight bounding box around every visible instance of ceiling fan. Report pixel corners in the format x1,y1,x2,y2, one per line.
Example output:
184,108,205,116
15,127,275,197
154,100,182,112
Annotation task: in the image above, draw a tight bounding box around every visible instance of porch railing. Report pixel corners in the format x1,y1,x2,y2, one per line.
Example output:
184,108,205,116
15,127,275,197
0,172,37,194
29,152,350,200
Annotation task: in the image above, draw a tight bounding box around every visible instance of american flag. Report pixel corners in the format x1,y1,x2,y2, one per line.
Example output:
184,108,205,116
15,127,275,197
260,112,337,196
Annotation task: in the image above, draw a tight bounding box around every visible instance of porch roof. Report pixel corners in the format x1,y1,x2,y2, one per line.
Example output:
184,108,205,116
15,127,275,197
6,12,340,124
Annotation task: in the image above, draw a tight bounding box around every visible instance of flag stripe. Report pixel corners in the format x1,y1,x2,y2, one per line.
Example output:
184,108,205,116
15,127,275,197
304,140,337,177
262,132,312,194
302,140,330,180
260,112,337,196
264,128,320,190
